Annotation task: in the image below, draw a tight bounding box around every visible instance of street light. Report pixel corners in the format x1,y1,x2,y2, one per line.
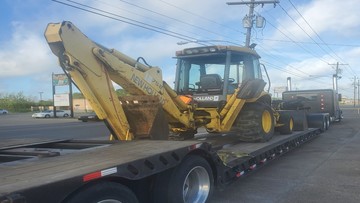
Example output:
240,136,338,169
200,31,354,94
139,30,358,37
39,92,43,101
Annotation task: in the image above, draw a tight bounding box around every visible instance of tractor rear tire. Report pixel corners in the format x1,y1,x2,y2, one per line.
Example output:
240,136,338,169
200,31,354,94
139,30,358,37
232,102,275,142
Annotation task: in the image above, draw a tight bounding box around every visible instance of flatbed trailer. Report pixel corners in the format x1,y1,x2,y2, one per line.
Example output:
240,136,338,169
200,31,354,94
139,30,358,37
0,128,321,203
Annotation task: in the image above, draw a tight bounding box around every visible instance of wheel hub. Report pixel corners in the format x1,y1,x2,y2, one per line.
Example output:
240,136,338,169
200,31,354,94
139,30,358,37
183,166,210,203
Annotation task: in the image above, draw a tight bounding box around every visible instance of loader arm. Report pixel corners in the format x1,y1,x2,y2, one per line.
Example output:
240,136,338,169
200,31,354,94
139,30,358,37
45,21,191,140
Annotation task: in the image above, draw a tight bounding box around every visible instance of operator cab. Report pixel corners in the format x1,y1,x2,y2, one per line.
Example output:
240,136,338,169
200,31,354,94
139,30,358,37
175,45,263,107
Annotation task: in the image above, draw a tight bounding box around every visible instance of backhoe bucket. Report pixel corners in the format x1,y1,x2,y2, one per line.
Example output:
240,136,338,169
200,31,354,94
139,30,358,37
119,95,169,140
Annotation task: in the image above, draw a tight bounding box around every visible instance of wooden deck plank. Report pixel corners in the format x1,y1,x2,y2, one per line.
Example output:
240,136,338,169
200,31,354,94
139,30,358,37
0,140,198,193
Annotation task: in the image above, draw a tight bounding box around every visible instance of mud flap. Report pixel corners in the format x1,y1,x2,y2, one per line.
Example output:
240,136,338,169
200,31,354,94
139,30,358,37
119,95,169,140
237,79,266,99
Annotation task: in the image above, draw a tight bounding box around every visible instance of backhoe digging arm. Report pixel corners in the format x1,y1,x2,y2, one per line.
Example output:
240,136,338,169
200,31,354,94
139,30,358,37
45,21,190,140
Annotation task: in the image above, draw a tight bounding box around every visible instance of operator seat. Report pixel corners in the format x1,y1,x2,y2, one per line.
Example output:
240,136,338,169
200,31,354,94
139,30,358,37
199,74,222,93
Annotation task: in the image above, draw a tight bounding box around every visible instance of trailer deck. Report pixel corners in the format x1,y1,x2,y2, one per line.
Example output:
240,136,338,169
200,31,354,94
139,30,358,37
0,128,320,201
0,140,201,194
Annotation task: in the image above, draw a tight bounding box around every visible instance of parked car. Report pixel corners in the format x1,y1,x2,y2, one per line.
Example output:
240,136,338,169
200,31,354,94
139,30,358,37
0,109,8,114
32,110,69,118
78,113,101,122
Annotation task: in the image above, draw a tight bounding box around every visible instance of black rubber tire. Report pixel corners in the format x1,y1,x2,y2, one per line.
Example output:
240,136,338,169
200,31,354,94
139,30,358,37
232,102,275,142
288,110,308,131
325,115,330,130
307,114,326,132
66,182,139,203
276,113,294,135
45,114,50,118
63,113,69,117
321,117,326,132
153,155,214,203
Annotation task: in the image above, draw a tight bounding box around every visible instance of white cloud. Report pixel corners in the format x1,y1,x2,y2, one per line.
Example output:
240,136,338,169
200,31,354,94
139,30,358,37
0,22,56,77
1,0,359,99
272,0,360,41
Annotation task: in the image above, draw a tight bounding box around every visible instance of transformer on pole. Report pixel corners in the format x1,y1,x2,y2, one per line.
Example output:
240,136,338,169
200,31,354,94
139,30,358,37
227,0,279,47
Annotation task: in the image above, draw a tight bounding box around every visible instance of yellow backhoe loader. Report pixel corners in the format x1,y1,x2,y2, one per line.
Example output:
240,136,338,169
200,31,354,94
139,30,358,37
45,21,292,141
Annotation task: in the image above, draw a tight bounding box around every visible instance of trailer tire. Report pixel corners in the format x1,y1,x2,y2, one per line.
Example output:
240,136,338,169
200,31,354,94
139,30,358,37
325,115,330,130
153,155,213,203
66,182,139,203
233,102,275,142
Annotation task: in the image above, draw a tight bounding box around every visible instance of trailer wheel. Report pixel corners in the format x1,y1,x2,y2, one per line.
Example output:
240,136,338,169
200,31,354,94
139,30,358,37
276,114,294,135
66,182,139,203
323,117,327,132
153,155,213,203
325,115,330,130
233,102,275,142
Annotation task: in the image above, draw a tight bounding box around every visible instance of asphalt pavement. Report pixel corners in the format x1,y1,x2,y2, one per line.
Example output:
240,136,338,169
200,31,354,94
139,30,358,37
0,113,109,148
209,107,360,203
1,108,360,202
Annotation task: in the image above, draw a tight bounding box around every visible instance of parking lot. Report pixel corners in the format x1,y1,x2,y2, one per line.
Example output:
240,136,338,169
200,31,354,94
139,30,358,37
1,108,360,202
210,107,360,203
0,113,109,148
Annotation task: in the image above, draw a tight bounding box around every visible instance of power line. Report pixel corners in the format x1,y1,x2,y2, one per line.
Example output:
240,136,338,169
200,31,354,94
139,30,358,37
158,0,245,35
255,38,360,47
53,0,356,91
261,2,357,84
287,0,347,64
261,17,330,64
161,0,343,80
56,0,304,79
90,0,206,40
116,0,236,40
262,59,310,78
278,2,356,80
345,64,357,76
255,43,310,77
277,3,339,64
53,0,209,45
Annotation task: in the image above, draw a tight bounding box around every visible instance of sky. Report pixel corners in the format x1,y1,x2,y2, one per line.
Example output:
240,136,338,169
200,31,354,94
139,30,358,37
0,0,360,101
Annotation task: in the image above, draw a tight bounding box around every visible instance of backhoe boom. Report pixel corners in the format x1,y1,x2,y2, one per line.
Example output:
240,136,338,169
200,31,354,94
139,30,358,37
45,21,191,140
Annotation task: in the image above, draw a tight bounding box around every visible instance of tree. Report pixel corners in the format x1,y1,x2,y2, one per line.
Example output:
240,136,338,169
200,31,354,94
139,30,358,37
72,92,85,99
0,92,36,112
116,89,129,96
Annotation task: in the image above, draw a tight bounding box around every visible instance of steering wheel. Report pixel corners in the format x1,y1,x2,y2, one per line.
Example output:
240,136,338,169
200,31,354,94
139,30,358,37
188,84,196,91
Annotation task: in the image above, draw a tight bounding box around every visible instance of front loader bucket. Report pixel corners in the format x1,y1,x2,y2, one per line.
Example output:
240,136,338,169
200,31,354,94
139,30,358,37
119,95,169,140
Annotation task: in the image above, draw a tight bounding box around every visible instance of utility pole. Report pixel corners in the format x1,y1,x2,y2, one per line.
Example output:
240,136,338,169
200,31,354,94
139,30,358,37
227,0,279,47
357,79,360,105
328,62,347,93
354,76,357,107
38,91,43,101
